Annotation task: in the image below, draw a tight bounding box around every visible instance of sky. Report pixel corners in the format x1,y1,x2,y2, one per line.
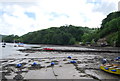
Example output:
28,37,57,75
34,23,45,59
0,0,119,36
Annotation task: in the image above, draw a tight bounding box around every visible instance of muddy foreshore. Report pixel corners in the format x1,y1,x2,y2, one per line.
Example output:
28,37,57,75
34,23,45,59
0,45,120,81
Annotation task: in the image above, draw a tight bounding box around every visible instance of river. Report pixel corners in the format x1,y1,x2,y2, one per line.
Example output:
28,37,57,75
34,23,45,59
0,43,120,80
0,43,96,59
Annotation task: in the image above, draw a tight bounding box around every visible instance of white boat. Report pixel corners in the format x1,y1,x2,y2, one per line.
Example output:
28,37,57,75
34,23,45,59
17,42,24,47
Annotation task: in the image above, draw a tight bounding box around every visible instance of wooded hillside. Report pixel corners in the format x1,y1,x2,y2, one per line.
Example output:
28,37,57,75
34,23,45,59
2,11,120,46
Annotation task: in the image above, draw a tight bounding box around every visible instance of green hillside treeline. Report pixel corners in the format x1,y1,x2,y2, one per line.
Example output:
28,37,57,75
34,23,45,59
2,11,120,47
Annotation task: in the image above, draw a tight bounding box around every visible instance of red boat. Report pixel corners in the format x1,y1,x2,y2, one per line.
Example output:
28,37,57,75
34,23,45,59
43,48,54,50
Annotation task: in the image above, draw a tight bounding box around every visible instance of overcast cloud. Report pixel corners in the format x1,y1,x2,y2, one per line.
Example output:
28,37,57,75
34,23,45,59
0,0,119,36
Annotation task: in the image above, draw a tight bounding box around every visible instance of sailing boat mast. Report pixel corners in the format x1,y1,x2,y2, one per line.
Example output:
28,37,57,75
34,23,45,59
14,40,17,47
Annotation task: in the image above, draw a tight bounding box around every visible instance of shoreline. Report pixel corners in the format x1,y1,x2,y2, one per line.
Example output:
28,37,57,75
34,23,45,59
1,44,120,80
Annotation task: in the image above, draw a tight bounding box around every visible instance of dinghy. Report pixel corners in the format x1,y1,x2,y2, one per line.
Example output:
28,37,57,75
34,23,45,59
100,64,120,75
100,57,120,75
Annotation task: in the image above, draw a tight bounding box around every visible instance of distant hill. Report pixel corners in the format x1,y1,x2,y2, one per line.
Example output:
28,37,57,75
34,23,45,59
0,34,7,42
97,11,120,47
20,25,94,45
0,35,2,41
71,11,120,47
84,11,120,47
2,11,120,47
2,25,95,45
0,34,6,38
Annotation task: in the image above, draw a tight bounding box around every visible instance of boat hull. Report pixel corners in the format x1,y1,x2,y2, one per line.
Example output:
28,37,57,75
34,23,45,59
100,65,120,75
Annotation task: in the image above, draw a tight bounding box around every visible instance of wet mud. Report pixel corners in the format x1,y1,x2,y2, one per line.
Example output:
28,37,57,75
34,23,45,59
1,45,120,81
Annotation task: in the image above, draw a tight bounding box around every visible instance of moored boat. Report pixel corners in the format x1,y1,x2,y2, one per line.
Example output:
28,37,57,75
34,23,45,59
2,41,6,47
17,42,24,47
43,48,54,50
13,40,17,47
100,64,120,75
2,45,5,47
100,57,120,75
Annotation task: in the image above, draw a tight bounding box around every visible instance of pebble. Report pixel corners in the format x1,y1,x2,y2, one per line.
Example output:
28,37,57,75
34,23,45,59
21,68,29,72
25,54,29,56
13,74,24,80
63,58,67,61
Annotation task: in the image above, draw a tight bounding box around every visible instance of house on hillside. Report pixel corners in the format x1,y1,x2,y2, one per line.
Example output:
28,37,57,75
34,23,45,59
97,38,108,47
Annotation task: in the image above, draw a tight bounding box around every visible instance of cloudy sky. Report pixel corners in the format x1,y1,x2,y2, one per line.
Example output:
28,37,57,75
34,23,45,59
0,0,119,36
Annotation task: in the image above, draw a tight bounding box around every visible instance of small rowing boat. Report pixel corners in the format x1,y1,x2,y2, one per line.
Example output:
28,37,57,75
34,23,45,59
100,57,120,75
100,64,120,75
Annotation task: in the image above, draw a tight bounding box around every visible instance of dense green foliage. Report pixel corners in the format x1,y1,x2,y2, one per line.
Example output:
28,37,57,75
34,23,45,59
2,35,20,43
81,28,99,43
101,11,120,29
2,11,120,46
20,25,93,45
2,25,94,45
83,11,120,47
98,11,120,47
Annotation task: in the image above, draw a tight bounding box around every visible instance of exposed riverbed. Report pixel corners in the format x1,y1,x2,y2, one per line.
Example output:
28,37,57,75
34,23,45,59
0,43,120,81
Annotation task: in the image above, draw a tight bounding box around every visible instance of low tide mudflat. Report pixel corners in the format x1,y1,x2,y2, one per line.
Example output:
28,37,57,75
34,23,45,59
0,43,120,81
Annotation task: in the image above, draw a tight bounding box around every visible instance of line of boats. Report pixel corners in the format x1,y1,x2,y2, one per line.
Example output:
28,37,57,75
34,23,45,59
2,42,24,47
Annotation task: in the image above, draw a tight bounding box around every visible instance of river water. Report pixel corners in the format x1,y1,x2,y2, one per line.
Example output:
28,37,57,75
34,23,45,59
0,43,39,59
1,43,120,80
0,43,19,59
0,43,96,59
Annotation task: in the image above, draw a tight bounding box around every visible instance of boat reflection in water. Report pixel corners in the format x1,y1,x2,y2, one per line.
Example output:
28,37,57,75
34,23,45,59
2,42,6,47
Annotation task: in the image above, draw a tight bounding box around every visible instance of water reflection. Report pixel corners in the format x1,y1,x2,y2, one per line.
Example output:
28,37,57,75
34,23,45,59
0,43,96,59
0,43,18,59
